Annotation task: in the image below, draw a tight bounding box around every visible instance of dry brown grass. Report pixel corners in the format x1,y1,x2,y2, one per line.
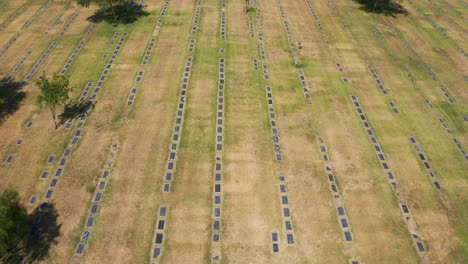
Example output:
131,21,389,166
0,0,465,263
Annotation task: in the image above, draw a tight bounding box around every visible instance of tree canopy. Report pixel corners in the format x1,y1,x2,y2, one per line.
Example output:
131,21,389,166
75,0,127,8
36,72,73,129
0,188,29,260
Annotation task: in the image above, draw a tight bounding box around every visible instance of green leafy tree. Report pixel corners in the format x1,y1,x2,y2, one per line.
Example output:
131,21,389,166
36,73,73,129
76,0,128,20
0,188,29,260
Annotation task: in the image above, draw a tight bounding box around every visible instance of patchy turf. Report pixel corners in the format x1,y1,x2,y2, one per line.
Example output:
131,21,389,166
0,0,466,263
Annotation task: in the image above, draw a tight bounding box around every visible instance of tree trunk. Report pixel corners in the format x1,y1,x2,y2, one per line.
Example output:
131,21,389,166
373,0,379,11
50,107,57,129
108,0,116,22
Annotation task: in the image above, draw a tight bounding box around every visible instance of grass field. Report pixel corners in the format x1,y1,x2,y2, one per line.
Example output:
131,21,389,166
0,0,466,263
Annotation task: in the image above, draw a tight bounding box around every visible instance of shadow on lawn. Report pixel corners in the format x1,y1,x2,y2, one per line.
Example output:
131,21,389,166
58,100,93,127
1,203,61,263
0,77,26,125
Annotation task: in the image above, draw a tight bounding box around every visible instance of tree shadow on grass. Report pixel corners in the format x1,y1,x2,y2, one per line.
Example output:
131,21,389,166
58,100,93,127
352,0,408,17
87,1,149,25
1,203,61,263
0,77,26,125
25,203,61,263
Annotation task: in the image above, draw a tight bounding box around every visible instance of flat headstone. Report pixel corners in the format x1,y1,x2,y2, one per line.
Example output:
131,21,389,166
153,247,161,258
91,204,99,214
344,231,352,241
40,171,49,179
155,233,163,244
416,242,425,252
75,243,85,255
29,196,37,204
159,206,167,216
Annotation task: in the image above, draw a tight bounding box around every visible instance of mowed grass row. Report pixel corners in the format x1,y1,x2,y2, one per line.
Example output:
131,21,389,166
327,1,467,261
0,3,100,202
219,1,290,263
157,0,218,262
281,0,466,262
0,0,465,263
76,0,199,262
256,0,419,262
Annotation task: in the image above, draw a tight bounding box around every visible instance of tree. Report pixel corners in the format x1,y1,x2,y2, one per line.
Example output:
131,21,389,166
76,0,128,21
36,72,73,129
0,188,29,260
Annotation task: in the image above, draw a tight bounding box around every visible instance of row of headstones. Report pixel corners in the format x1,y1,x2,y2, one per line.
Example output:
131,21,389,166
160,0,204,193
250,2,285,162
297,69,313,104
152,18,163,36
305,0,318,20
335,62,350,84
23,1,52,29
64,32,123,130
193,0,201,24
254,9,266,59
160,0,170,16
188,38,196,52
388,101,399,114
210,58,227,263
412,5,467,58
270,232,280,253
326,0,336,10
4,50,32,82
248,17,254,38
126,70,144,107
439,86,455,103
59,11,79,36
366,63,389,96
408,137,445,190
276,174,295,246
275,0,296,53
0,33,20,59
60,38,85,75
4,135,27,163
75,142,119,256
424,98,434,109
29,35,127,212
62,27,102,129
3,9,98,161
317,138,354,244
397,35,439,82
151,206,169,260
371,26,385,42
44,6,70,35
282,21,295,52
142,38,156,65
23,41,57,83
436,118,467,160
265,86,283,161
251,0,297,250
220,11,226,40
61,23,98,76
274,0,315,104
406,73,416,83
261,63,269,80
350,95,427,255
161,57,194,193
0,6,25,32
304,0,331,45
